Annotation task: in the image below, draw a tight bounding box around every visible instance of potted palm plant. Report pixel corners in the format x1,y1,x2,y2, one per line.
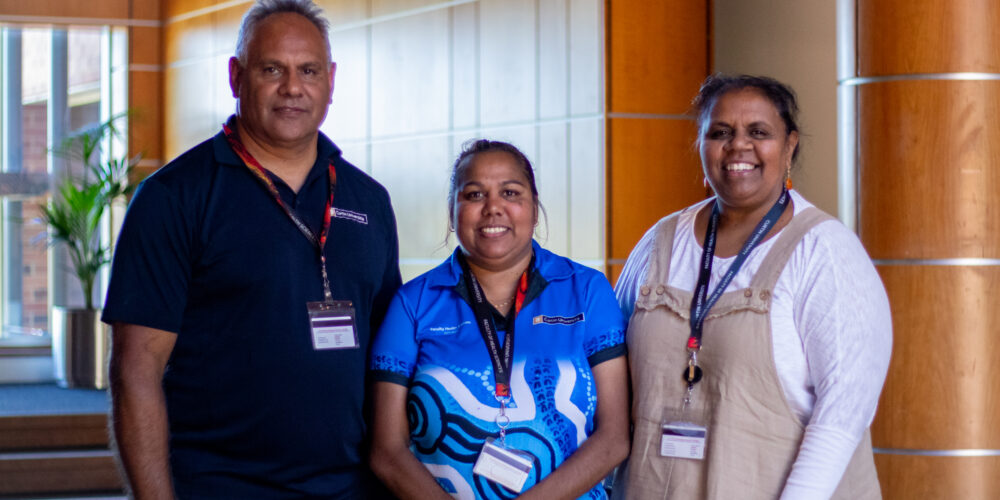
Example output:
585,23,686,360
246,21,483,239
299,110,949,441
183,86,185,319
41,113,140,389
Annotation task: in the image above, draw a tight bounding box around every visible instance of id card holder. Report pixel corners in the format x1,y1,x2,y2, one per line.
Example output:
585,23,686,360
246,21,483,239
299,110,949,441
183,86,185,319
306,300,359,350
660,407,708,460
472,437,534,493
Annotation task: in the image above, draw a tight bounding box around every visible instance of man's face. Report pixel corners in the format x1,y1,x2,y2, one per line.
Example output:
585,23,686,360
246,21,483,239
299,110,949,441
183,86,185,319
229,12,335,151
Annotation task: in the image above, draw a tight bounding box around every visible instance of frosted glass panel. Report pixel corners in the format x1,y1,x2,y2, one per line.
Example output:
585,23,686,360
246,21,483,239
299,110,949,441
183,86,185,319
480,0,536,125
371,10,450,136
537,123,569,255
568,117,603,263
371,136,452,260
539,0,569,119
327,27,370,142
569,0,601,115
452,3,479,129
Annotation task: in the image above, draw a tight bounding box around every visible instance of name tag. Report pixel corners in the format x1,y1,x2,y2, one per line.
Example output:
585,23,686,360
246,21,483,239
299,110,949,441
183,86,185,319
661,421,707,460
472,437,534,493
306,300,359,350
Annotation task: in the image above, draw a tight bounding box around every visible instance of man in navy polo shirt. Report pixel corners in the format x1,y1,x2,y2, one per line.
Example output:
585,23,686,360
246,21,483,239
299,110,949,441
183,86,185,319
103,1,401,497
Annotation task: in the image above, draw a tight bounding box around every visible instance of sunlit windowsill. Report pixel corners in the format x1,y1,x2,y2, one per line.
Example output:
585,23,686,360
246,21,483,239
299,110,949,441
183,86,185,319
0,337,55,383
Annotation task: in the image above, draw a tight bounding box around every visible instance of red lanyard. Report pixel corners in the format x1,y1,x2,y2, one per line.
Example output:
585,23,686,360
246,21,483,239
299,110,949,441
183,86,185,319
222,122,337,301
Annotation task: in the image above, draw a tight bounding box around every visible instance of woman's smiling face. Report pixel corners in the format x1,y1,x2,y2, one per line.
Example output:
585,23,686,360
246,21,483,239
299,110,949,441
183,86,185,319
699,88,798,213
452,151,538,272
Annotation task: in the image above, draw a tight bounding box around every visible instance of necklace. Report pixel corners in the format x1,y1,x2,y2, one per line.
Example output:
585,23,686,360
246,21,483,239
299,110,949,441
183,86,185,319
490,295,515,311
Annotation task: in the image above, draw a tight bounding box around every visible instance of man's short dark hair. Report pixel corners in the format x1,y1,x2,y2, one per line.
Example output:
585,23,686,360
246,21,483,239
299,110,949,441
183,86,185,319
235,0,331,65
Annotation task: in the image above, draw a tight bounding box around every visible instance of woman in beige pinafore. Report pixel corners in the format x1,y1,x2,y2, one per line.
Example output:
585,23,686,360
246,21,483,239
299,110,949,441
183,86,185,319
614,75,892,500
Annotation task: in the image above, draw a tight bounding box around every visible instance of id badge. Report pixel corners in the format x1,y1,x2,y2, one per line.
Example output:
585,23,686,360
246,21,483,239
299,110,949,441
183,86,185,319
472,437,534,493
660,408,708,460
306,300,359,350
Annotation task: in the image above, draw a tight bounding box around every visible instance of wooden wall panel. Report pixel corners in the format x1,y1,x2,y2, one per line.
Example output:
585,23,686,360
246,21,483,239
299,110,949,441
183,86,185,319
164,11,216,63
858,0,1000,75
130,26,162,66
163,60,223,157
164,0,239,19
857,80,1000,259
873,266,1000,449
605,0,709,275
874,455,1000,500
607,0,707,114
608,117,704,260
129,71,163,162
0,0,132,20
131,0,162,21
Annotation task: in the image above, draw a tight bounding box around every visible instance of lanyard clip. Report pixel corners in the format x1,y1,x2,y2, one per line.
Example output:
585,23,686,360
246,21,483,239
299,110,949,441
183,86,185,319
495,395,512,445
683,350,703,386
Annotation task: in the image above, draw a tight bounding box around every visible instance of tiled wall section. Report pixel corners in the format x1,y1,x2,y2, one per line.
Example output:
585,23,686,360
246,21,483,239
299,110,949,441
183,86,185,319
164,0,605,280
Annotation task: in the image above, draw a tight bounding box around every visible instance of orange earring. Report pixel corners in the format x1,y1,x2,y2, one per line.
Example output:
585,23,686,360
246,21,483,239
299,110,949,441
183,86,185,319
784,170,793,190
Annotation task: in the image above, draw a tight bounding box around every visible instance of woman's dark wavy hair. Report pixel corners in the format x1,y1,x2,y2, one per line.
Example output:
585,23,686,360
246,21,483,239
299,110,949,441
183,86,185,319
691,74,801,162
447,139,540,225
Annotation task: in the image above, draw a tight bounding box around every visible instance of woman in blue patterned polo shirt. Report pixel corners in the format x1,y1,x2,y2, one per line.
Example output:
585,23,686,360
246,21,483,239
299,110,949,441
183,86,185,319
369,139,629,500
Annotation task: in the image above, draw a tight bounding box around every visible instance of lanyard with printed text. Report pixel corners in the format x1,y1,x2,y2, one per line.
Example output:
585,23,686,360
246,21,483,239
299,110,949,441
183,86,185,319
458,254,530,401
222,122,338,301
685,189,791,390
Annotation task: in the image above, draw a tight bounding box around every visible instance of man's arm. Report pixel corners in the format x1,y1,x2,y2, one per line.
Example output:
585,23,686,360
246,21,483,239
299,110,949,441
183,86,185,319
108,322,178,499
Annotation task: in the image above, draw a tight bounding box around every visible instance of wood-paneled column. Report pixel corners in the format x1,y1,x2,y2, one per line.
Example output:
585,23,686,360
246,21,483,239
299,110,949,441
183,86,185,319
605,0,709,282
846,1,1000,498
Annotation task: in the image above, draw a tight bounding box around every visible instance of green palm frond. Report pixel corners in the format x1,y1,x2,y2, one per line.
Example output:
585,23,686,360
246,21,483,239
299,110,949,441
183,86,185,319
40,111,141,310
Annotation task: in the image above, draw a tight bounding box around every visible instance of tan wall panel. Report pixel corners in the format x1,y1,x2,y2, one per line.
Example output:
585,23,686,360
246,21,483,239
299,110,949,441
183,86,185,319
872,266,1000,449
164,12,216,64
164,61,220,159
129,71,163,161
608,117,706,260
130,26,162,66
857,81,1000,259
0,0,131,20
211,4,244,56
607,0,707,114
858,0,1000,75
874,454,1000,500
165,0,243,19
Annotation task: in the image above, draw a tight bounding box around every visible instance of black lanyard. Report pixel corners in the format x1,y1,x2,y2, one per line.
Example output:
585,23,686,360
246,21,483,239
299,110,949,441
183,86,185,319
223,122,337,301
458,254,530,399
685,190,790,385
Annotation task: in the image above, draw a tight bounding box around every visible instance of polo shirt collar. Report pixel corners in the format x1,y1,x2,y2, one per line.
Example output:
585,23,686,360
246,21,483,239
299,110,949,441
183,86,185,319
212,116,342,183
428,239,577,289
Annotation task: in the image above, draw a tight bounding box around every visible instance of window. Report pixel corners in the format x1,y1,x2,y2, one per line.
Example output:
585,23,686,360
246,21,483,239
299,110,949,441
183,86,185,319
0,24,127,379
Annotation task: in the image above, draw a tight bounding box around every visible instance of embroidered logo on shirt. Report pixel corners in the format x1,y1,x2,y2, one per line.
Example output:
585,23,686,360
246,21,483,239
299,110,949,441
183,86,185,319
532,313,584,325
331,208,368,225
428,321,472,333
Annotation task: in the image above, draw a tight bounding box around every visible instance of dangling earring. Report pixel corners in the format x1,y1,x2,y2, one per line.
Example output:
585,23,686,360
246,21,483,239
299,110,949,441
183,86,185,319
784,169,793,190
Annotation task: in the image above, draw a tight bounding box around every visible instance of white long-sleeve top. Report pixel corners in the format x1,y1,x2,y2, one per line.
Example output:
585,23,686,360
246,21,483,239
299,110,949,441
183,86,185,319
616,191,892,500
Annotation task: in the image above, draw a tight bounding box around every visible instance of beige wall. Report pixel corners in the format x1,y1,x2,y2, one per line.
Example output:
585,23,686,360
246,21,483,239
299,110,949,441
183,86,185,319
712,0,839,216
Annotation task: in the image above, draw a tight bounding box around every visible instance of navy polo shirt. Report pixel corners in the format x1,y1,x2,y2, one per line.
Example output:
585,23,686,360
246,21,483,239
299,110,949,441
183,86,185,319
103,123,401,498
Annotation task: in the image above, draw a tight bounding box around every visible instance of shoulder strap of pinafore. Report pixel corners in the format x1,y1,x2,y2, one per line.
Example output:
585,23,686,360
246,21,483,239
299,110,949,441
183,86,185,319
749,207,836,289
645,211,682,286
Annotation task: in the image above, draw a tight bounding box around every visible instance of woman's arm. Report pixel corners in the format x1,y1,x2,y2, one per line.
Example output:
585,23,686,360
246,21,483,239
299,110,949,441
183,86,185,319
517,356,630,500
779,224,892,499
369,381,453,500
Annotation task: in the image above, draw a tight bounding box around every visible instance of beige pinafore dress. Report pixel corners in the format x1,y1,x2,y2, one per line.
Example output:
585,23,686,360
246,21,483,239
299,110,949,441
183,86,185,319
617,207,881,499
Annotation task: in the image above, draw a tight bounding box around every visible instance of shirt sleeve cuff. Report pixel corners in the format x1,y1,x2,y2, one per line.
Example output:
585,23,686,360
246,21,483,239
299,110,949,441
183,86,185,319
371,369,410,386
587,343,626,366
